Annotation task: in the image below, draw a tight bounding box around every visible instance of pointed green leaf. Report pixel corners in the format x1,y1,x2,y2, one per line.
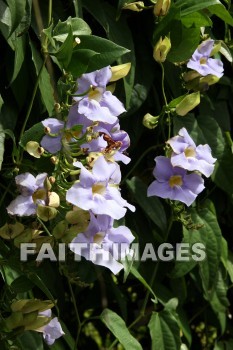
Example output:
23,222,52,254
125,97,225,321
29,41,55,116
100,308,143,350
6,0,26,36
53,17,91,42
149,310,182,350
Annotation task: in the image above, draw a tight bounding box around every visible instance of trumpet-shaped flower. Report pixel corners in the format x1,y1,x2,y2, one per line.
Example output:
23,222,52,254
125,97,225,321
187,39,224,78
39,309,64,345
70,213,134,274
7,173,48,216
167,128,216,177
66,156,135,219
81,121,131,164
147,156,205,206
74,66,126,124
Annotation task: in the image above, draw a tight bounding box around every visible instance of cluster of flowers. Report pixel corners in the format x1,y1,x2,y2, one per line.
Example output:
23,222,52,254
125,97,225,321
6,66,136,344
148,128,216,206
7,66,135,274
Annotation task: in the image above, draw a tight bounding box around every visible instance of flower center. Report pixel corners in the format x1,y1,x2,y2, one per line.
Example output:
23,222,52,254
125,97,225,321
93,232,105,245
169,175,183,188
92,182,106,196
88,87,103,102
64,129,81,142
184,146,196,158
32,189,47,203
200,57,207,65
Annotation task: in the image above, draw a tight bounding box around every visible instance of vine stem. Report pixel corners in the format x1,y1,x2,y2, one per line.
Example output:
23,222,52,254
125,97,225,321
18,58,46,147
160,62,171,140
37,217,52,236
67,278,82,349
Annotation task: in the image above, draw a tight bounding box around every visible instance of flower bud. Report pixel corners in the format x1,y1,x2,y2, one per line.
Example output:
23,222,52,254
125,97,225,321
143,113,159,129
183,70,201,82
122,1,144,12
37,205,57,221
175,92,200,116
48,192,60,208
0,222,24,239
153,36,171,63
26,141,44,158
11,299,54,314
50,156,59,164
110,63,131,82
154,0,171,16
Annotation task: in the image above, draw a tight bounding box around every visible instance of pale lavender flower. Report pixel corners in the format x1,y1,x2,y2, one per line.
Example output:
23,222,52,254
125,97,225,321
66,104,92,132
38,309,64,345
69,213,134,274
74,66,126,124
167,128,216,177
187,39,224,78
147,156,205,206
7,173,47,216
66,156,135,219
41,118,65,153
81,121,131,164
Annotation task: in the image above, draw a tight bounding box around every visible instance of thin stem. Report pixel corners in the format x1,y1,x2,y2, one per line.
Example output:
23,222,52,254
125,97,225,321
18,57,46,163
48,0,53,26
160,62,171,139
121,144,164,184
67,278,82,349
32,0,59,103
37,217,52,236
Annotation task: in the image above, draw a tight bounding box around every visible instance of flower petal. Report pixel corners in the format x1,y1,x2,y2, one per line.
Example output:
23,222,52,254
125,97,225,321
7,195,36,216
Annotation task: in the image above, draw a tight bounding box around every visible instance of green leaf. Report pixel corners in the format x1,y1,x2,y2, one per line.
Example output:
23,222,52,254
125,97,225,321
208,4,233,25
175,0,220,15
11,275,34,293
126,177,167,234
26,271,56,305
226,250,233,283
6,0,26,36
53,25,74,68
130,266,157,303
181,11,212,27
0,0,10,25
69,35,130,74
167,22,200,62
211,150,233,195
149,310,182,350
53,17,91,42
17,331,44,350
9,35,26,84
29,41,55,116
19,122,44,148
153,6,181,44
67,49,97,77
100,308,143,350
171,207,222,299
209,268,229,333
175,0,233,25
